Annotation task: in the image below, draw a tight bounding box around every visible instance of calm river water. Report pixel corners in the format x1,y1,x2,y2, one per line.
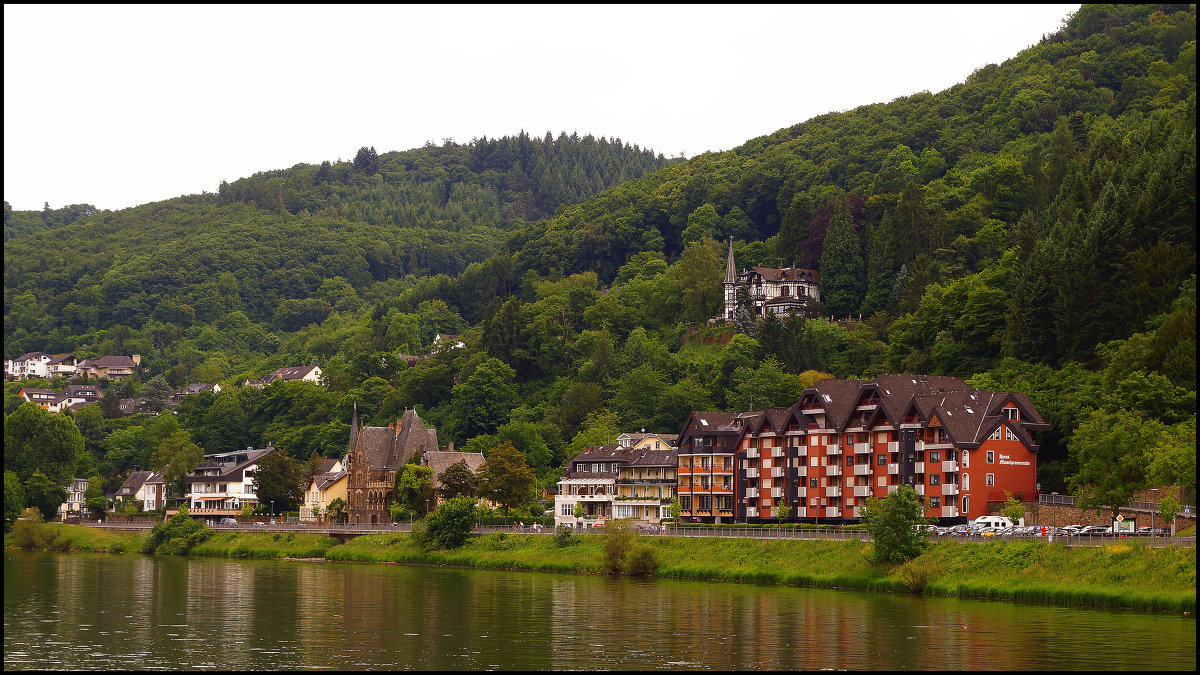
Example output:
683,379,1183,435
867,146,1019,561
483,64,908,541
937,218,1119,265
3,551,1195,670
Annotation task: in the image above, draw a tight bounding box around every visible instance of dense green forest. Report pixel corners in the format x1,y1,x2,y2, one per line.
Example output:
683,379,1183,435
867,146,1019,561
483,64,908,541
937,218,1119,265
3,4,1195,511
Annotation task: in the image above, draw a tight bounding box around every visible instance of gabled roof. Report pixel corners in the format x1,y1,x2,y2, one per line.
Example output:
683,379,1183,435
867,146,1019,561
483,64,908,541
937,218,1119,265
116,471,153,497
62,384,99,398
47,353,76,365
628,448,678,467
312,470,348,492
85,355,138,368
14,352,50,362
807,378,864,428
680,411,738,434
424,450,486,490
737,266,820,283
351,408,439,470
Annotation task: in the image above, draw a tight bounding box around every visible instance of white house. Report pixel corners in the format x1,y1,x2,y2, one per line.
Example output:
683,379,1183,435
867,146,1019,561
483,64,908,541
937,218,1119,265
244,365,323,388
182,445,276,515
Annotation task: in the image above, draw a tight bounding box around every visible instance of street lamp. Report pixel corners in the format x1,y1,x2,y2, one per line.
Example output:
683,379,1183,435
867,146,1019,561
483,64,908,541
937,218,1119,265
271,500,275,524
1151,488,1159,537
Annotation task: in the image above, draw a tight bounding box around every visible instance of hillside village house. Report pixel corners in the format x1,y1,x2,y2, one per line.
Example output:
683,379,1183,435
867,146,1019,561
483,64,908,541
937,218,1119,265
170,382,222,403
722,238,821,321
74,355,141,381
677,374,1047,525
302,457,348,523
142,469,168,511
8,352,55,379
244,364,323,388
179,446,276,516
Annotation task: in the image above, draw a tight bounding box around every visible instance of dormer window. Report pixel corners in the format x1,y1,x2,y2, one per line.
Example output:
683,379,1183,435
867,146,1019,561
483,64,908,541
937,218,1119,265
1005,408,1019,420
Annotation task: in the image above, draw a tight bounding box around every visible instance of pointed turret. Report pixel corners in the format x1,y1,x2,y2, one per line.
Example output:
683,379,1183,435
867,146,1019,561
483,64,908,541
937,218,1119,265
347,403,359,456
724,236,737,283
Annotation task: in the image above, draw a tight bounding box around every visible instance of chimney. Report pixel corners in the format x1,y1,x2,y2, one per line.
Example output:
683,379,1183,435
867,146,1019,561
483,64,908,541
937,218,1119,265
131,354,142,366
447,441,454,452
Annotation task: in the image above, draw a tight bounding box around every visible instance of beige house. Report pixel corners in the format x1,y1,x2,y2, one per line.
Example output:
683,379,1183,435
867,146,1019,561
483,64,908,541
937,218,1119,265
302,457,348,523
75,355,141,381
423,450,486,508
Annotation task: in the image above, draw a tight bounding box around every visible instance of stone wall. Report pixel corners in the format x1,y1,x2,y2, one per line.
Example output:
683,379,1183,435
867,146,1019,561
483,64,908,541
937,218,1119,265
990,500,1196,530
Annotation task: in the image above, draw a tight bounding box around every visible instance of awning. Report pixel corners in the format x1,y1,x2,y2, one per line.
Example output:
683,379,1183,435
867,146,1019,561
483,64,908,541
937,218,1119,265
559,478,613,486
194,495,228,500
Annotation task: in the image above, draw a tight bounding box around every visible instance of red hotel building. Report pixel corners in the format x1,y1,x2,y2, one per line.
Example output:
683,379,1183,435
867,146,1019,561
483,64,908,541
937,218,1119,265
678,374,1046,524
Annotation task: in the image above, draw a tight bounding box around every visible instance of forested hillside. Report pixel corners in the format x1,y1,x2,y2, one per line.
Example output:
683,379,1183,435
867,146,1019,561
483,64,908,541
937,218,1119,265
3,4,1194,507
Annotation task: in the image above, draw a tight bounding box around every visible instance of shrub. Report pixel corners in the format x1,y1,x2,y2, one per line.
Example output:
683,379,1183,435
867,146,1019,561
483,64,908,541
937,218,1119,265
424,496,478,550
897,559,940,593
10,508,51,549
108,541,125,554
554,525,576,548
860,485,930,565
142,509,213,555
601,520,636,574
625,543,659,576
157,537,188,555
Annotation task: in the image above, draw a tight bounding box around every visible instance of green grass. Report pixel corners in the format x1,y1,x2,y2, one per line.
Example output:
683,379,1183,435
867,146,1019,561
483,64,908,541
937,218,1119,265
4,522,146,553
190,531,341,560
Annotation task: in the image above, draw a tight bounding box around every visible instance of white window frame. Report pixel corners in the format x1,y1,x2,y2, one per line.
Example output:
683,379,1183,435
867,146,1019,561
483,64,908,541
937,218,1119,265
986,473,995,487
986,450,995,464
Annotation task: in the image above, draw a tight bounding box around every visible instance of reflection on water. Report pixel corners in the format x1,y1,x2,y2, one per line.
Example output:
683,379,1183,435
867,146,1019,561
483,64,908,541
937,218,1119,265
4,551,1195,670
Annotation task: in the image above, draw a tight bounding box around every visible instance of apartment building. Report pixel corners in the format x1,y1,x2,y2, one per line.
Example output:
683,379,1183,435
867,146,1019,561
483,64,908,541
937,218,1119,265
730,374,1046,524
675,411,749,523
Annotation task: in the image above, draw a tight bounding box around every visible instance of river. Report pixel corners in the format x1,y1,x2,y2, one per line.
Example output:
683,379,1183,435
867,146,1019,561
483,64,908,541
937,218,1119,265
3,551,1194,670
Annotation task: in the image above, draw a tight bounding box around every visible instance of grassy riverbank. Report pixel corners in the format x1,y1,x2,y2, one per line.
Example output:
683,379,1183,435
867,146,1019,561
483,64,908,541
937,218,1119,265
7,526,1194,613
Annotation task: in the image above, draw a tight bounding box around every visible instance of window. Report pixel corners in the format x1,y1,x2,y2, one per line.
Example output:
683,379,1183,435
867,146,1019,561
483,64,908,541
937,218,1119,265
810,456,818,466
962,474,969,490
929,474,941,486
930,496,940,508
1006,427,1017,441
809,477,818,488
809,436,818,446
561,503,574,516
846,455,854,466
986,473,995,487
699,496,712,511
877,454,887,465
877,475,886,487
929,451,940,462
989,427,1002,441
962,495,969,515
1005,407,1019,420
986,450,995,464
877,432,887,443
962,451,969,468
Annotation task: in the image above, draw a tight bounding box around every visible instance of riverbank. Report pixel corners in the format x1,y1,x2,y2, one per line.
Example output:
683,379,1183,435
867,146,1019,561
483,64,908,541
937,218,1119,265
6,524,1195,613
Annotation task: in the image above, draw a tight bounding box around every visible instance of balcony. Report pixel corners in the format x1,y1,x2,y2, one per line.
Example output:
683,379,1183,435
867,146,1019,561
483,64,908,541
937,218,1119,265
771,467,785,478
577,493,613,501
886,485,898,495
852,485,871,497
745,448,759,459
856,401,879,411
853,442,870,454
914,462,925,474
826,444,842,455
826,465,842,476
795,487,806,499
793,445,807,457
853,464,872,476
801,405,824,415
942,460,958,473
745,508,758,519
785,425,805,435
825,486,841,498
925,440,953,450
745,488,759,498
941,505,960,518
941,483,959,496
771,487,783,498
913,484,926,496
793,466,807,477
745,468,759,478
771,448,785,458
887,463,899,475
887,441,899,452
824,507,841,518
900,418,923,428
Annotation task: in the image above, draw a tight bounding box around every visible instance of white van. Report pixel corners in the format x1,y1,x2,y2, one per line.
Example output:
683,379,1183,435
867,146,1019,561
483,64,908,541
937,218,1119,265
972,515,1014,529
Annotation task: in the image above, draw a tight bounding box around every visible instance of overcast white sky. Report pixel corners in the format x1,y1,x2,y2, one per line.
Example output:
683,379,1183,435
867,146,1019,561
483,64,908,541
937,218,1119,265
4,4,1079,212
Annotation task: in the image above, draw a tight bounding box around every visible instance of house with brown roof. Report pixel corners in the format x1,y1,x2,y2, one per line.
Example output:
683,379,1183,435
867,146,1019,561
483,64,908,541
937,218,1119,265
554,435,680,528
75,355,140,381
115,470,154,507
18,386,58,409
170,382,222,403
722,238,821,322
422,450,486,507
724,374,1047,525
345,407,439,525
9,352,54,380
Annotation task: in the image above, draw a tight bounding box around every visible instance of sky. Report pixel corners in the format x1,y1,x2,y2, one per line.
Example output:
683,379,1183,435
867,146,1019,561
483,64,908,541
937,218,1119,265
4,4,1080,212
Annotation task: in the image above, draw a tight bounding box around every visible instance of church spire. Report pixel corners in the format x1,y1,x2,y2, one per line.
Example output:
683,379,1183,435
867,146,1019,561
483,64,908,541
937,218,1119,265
724,236,736,283
347,403,359,456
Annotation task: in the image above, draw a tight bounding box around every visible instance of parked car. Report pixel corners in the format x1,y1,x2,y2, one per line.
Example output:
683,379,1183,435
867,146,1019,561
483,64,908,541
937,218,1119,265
1137,527,1166,536
219,517,238,526
1077,525,1108,536
254,521,267,527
